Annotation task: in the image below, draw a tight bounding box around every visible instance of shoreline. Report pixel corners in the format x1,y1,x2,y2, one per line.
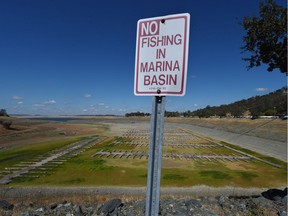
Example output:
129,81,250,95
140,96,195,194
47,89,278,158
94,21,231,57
1,185,281,199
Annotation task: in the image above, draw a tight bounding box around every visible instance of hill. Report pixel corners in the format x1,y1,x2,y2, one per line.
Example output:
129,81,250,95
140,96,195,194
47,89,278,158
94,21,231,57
186,87,287,118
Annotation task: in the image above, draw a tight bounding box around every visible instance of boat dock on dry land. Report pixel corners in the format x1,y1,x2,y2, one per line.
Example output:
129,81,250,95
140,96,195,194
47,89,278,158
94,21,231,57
0,137,102,184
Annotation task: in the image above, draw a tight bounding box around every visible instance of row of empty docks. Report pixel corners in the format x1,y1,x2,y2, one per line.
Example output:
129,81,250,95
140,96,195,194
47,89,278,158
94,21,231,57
0,137,104,184
92,150,250,162
92,129,252,162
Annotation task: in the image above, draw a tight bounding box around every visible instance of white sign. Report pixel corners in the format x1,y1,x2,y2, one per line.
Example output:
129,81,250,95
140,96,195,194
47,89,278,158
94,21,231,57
134,13,190,96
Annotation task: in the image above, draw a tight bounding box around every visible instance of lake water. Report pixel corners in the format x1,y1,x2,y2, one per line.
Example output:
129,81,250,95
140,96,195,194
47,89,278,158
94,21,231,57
24,117,84,122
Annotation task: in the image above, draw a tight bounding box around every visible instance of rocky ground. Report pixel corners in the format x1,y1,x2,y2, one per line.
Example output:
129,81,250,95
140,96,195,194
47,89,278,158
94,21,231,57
0,187,287,216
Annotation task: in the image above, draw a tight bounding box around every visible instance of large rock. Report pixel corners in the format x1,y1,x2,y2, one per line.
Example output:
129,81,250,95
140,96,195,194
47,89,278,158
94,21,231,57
98,198,122,215
261,188,287,201
0,200,14,210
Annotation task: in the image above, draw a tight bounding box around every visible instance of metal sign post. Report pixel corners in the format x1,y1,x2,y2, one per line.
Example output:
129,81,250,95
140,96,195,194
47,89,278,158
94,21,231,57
134,13,190,216
145,95,165,216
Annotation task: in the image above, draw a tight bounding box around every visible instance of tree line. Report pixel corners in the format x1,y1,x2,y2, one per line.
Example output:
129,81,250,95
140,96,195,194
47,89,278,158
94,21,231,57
125,112,150,117
125,87,287,118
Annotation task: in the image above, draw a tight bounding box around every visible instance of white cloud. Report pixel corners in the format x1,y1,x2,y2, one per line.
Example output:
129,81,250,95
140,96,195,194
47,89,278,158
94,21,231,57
43,99,56,104
84,93,92,98
193,104,198,107
17,101,23,105
256,88,268,92
13,96,22,100
33,104,45,107
98,103,105,106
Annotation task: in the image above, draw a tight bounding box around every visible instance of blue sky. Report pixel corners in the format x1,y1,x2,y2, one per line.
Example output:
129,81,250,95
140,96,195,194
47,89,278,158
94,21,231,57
0,0,286,116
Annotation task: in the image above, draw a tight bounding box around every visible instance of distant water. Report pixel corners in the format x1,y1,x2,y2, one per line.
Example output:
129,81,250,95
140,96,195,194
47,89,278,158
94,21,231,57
24,117,83,122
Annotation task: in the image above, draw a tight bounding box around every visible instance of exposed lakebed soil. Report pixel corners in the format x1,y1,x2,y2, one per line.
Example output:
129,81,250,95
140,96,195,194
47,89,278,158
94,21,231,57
0,116,287,215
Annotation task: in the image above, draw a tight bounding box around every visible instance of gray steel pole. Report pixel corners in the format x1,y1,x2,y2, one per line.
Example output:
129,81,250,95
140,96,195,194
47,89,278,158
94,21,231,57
145,96,165,216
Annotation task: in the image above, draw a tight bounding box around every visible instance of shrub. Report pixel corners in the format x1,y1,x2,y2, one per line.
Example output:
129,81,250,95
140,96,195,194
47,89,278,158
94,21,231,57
2,121,12,129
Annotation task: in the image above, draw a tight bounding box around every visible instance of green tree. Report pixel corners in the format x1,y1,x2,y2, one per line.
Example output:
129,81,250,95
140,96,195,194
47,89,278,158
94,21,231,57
190,87,287,117
264,108,276,116
240,0,287,74
0,109,9,116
